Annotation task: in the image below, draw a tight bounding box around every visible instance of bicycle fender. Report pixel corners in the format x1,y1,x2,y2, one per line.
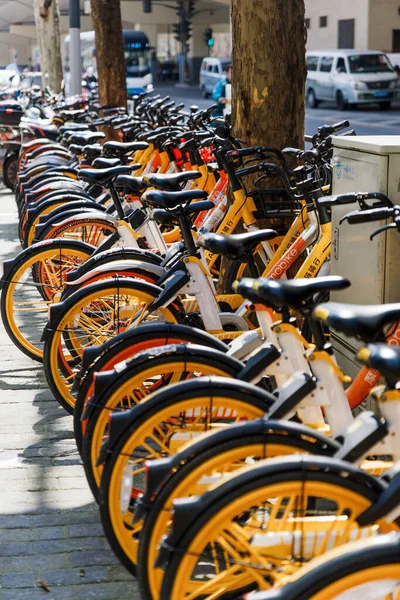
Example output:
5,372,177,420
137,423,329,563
64,260,165,287
0,238,95,291
137,417,341,520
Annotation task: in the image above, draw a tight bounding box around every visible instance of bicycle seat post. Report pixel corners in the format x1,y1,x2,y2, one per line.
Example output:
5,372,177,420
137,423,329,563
108,178,126,220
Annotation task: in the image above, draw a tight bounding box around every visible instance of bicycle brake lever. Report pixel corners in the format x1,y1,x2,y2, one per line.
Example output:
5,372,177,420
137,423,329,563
370,222,398,240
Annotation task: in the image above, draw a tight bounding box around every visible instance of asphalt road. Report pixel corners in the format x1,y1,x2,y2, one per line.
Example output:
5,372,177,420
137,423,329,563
154,83,400,137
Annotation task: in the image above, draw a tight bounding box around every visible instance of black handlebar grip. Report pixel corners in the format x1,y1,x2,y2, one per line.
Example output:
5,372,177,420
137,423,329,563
235,163,263,177
227,146,261,158
332,120,350,131
318,193,358,207
282,147,302,157
346,206,395,224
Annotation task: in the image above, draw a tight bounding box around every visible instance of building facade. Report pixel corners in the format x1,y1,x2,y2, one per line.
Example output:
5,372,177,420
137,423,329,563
305,0,400,52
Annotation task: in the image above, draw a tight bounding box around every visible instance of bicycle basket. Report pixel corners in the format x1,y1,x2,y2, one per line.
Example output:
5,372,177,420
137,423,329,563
249,188,301,221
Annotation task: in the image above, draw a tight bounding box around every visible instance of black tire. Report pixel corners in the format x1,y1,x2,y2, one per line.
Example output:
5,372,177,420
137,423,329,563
73,324,228,455
336,90,348,111
306,88,319,108
137,431,337,599
82,347,243,500
201,86,210,99
98,379,274,578
3,154,19,190
43,277,184,414
379,101,392,110
160,462,382,599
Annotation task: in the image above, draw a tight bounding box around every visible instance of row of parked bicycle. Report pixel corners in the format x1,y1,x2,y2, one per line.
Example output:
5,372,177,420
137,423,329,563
2,88,400,598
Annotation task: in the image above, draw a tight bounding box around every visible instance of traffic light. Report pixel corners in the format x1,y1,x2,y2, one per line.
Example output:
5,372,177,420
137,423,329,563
182,19,192,41
143,0,152,13
173,22,181,42
188,0,196,17
204,27,214,47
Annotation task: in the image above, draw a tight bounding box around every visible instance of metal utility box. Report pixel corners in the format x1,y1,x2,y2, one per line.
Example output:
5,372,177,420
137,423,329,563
331,136,400,378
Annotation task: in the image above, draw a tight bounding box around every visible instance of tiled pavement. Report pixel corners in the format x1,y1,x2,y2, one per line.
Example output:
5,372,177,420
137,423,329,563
0,188,139,599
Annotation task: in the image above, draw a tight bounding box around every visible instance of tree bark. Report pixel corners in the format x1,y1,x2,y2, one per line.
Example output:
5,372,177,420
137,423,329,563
33,0,63,93
90,0,127,109
231,0,306,150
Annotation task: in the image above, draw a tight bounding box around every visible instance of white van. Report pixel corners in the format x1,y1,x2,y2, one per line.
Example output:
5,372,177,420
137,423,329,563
199,57,231,98
306,50,400,110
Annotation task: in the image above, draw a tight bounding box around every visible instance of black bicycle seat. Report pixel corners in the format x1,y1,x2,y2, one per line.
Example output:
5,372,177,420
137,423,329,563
83,144,103,160
143,189,208,210
197,230,278,260
237,277,351,310
103,141,149,157
78,165,133,185
69,143,84,156
144,171,201,191
153,201,214,225
59,108,86,120
91,158,121,169
314,302,400,343
70,132,105,145
115,175,148,194
59,123,90,134
359,343,400,386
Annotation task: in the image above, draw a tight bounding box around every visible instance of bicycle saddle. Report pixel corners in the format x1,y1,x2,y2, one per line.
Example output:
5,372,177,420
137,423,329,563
103,141,149,157
358,344,400,386
69,143,84,156
78,165,134,185
59,123,91,133
144,171,201,192
59,108,86,120
92,158,121,169
197,230,278,260
82,144,103,160
314,302,400,343
69,132,105,145
153,201,214,225
237,277,351,311
115,175,148,194
143,189,208,210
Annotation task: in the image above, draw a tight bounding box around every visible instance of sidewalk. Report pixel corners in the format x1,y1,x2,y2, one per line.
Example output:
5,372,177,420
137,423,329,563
0,188,138,599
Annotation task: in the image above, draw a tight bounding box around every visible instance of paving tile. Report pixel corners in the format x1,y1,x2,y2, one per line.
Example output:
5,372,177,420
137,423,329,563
0,190,139,597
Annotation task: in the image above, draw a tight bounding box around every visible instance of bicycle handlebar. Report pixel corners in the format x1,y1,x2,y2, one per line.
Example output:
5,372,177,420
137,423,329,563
318,192,393,208
317,120,350,138
345,206,396,224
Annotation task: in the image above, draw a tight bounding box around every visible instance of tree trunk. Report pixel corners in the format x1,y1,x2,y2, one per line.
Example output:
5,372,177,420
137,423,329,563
231,0,306,150
90,0,127,109
33,0,63,93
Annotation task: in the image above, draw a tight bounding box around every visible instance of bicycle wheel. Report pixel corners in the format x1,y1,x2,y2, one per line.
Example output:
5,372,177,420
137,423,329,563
160,456,397,600
137,425,339,600
73,324,228,455
43,278,183,413
1,240,94,361
98,378,273,577
82,346,244,500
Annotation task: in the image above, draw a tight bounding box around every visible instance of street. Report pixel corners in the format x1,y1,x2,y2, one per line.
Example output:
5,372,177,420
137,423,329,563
156,84,400,137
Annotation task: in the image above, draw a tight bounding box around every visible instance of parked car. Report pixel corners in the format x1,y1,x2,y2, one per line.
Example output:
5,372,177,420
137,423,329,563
306,49,400,110
199,56,231,98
